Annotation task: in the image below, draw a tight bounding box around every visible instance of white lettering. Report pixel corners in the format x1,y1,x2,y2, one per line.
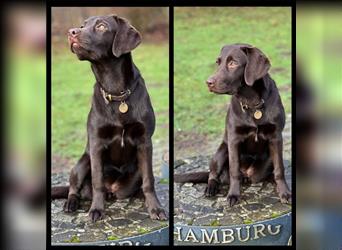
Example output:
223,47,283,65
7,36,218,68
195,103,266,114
200,229,219,243
222,229,235,243
174,227,182,241
184,228,199,242
237,226,250,242
118,241,133,246
268,224,281,235
253,224,266,240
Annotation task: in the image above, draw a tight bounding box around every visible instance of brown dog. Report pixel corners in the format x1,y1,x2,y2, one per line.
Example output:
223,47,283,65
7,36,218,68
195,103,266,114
175,44,291,206
51,15,167,222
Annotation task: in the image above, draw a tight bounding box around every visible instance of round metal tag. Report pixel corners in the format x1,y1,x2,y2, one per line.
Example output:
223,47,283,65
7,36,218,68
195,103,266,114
119,102,129,113
254,110,263,119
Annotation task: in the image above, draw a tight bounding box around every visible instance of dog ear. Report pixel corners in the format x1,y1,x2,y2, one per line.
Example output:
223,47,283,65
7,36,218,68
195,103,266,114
112,16,142,58
241,46,271,86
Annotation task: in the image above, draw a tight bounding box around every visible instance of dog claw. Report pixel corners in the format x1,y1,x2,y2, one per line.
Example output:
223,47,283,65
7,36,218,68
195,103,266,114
64,194,79,213
149,207,168,221
279,191,292,204
205,179,219,197
89,208,104,222
227,194,239,207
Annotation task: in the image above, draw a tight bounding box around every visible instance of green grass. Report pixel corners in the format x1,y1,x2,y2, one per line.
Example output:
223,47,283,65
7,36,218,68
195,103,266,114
66,235,81,243
52,43,168,163
174,7,292,138
137,227,150,234
243,219,253,224
271,212,280,219
210,219,221,226
107,235,119,241
159,178,169,184
297,9,342,112
186,218,194,225
9,53,46,164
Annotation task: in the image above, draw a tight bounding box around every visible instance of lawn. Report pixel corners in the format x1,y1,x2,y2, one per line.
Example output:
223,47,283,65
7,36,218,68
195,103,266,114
297,8,342,112
174,7,292,140
52,43,169,164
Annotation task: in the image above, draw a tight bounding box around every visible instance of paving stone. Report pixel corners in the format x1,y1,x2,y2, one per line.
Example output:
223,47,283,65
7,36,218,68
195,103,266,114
174,155,291,227
243,203,266,211
51,173,169,243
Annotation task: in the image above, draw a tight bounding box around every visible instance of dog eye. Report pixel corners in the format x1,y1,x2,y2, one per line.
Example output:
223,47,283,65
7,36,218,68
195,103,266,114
96,24,106,31
216,58,221,65
227,60,239,69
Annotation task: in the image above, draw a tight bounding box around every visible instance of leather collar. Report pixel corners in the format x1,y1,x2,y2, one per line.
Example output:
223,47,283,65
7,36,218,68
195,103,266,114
99,82,138,105
239,98,265,113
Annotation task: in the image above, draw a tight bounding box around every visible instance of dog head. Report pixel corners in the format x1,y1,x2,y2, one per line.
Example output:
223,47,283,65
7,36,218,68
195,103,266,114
67,14,142,61
206,44,271,95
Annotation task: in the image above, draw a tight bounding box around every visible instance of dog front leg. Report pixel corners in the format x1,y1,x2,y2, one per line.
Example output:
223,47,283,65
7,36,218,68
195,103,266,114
88,141,105,222
269,135,291,203
137,139,167,220
206,142,228,197
227,136,241,206
64,152,90,212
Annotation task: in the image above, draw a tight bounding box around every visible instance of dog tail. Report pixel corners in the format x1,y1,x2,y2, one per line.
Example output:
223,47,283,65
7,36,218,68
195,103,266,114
51,186,69,199
174,172,209,183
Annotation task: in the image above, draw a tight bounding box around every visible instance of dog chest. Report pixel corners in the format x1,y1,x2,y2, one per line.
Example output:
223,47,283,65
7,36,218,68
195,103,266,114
98,122,146,143
97,123,146,164
236,123,276,154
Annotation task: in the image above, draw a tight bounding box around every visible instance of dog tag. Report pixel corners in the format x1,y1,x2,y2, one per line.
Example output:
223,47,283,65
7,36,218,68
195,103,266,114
119,102,128,113
254,110,263,119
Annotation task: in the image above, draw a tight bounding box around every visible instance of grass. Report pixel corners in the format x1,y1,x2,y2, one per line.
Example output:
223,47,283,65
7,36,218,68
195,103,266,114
137,227,149,234
186,218,194,225
66,235,81,243
52,43,168,163
210,219,221,226
297,9,342,113
174,7,292,139
107,235,119,241
271,212,280,219
159,178,169,184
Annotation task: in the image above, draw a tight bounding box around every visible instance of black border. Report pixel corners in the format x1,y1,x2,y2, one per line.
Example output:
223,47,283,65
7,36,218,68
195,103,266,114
47,0,295,249
47,2,52,249
169,6,175,248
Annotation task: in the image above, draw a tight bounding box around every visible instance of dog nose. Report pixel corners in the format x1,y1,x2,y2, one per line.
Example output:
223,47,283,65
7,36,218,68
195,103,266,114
68,28,81,37
206,77,216,87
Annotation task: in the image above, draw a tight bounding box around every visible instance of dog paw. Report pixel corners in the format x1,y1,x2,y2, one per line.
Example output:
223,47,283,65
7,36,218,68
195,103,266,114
63,194,79,212
205,179,219,197
148,207,168,221
279,189,292,204
277,182,292,204
227,193,240,207
89,208,105,222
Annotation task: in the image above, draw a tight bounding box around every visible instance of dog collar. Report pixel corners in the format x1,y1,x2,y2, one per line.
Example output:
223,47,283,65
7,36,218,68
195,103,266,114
99,82,138,113
239,99,265,120
100,87,131,103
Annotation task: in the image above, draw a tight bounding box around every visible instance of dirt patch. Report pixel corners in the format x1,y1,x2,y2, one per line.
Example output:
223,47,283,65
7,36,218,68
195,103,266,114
147,82,165,88
270,67,287,74
144,23,169,43
278,84,292,92
52,155,75,174
175,131,221,160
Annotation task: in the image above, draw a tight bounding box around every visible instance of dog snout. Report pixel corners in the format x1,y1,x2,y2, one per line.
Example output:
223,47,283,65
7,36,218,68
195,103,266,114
206,76,216,87
68,28,81,37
